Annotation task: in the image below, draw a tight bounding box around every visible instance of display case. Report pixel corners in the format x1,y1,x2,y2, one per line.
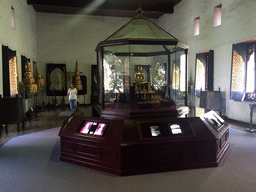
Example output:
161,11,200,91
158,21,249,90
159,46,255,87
59,110,230,176
59,11,229,176
0,96,25,135
95,13,188,119
200,110,225,131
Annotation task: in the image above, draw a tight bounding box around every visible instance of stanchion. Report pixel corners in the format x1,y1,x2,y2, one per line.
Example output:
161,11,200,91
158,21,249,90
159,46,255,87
245,103,256,132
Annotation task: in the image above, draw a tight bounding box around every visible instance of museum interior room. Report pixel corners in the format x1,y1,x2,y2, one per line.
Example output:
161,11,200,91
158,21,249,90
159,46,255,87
1,0,256,191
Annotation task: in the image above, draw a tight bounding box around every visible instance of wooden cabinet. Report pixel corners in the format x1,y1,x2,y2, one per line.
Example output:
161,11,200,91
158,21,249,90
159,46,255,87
0,96,25,135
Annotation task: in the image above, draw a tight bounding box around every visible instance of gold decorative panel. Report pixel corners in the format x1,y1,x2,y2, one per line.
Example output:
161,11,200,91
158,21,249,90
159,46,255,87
231,50,245,92
9,56,18,96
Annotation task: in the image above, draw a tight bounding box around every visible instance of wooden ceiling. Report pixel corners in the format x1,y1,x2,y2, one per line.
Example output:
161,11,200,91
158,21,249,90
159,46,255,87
27,0,182,18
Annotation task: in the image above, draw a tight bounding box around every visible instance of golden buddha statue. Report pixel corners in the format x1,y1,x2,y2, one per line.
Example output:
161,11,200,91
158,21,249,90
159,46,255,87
134,65,147,84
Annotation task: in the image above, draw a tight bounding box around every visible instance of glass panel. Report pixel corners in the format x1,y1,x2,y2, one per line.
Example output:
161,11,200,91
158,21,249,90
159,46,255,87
103,45,129,108
153,62,166,91
106,14,178,41
98,49,102,105
130,44,169,109
101,43,187,110
246,46,255,92
172,64,180,90
170,50,187,106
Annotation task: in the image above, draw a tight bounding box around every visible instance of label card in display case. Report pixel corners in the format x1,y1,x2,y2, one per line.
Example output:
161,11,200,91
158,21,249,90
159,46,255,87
169,123,183,134
78,120,110,136
203,110,224,131
140,122,169,138
139,120,193,139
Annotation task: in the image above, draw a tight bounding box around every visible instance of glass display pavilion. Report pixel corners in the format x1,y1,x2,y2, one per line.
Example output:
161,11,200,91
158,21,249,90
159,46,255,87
59,11,230,176
95,12,188,119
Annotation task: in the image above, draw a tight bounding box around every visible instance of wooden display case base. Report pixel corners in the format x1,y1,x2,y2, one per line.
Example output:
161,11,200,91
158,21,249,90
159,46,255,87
59,111,230,176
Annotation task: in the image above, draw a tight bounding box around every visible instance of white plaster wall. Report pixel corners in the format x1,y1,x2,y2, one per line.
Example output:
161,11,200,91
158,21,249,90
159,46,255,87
0,0,37,60
158,0,256,122
0,0,37,111
36,13,131,105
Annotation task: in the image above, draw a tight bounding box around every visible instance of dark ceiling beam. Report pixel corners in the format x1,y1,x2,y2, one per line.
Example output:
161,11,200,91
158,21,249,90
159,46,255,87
97,1,174,14
27,0,95,7
27,0,181,18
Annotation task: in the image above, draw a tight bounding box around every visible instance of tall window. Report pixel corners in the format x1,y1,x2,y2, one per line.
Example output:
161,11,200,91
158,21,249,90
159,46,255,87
11,7,15,29
195,50,214,96
230,41,256,101
246,46,255,92
194,17,200,36
214,4,222,27
195,58,206,94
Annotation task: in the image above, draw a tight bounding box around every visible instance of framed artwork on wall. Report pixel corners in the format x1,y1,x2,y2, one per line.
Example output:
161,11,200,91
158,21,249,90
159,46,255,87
46,64,67,96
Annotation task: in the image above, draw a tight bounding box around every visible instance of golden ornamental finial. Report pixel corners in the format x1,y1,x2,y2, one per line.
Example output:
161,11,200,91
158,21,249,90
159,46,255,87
137,5,143,15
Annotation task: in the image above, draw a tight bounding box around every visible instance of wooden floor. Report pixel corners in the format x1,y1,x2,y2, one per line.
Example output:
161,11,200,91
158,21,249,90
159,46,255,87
0,107,71,147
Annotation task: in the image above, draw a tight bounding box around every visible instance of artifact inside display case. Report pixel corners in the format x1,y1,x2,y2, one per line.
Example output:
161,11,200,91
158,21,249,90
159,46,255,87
98,45,186,110
95,11,188,119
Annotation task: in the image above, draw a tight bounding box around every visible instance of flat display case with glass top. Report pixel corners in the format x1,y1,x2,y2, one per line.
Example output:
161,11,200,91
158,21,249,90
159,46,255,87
59,110,230,176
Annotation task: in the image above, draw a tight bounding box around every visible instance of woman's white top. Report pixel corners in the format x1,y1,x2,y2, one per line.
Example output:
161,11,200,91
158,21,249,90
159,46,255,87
68,88,77,100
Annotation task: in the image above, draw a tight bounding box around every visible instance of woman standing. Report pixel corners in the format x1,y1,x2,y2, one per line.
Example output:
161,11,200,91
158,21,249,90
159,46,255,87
68,84,77,113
